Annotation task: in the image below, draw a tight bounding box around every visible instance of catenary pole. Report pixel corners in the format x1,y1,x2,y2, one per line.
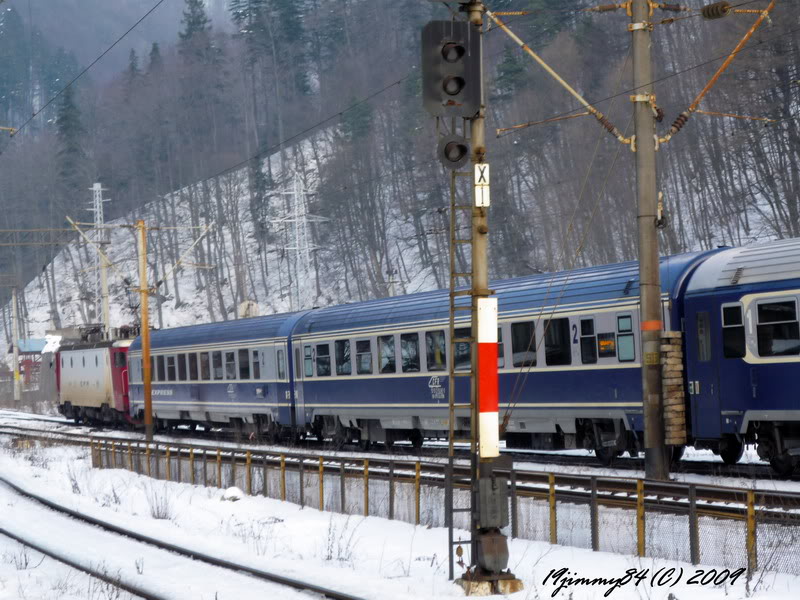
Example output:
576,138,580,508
12,286,21,407
631,0,669,480
137,220,153,442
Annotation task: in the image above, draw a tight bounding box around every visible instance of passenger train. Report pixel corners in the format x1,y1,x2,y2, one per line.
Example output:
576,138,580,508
56,238,800,476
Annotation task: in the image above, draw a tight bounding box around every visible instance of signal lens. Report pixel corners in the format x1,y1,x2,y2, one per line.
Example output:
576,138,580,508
441,42,465,63
444,141,468,163
443,76,465,96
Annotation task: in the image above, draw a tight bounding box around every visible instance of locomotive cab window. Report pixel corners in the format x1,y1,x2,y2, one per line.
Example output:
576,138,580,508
544,318,571,366
356,340,372,374
757,299,800,357
335,340,351,375
114,352,127,368
316,344,331,377
177,354,187,381
617,315,635,362
425,330,446,372
238,349,250,379
580,318,597,364
401,333,421,373
511,322,536,367
379,335,396,374
722,304,746,358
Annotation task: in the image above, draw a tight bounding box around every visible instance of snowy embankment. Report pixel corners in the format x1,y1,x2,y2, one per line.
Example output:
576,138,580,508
0,437,799,599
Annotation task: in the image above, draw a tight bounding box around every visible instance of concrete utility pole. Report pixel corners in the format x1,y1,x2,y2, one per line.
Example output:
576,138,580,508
11,286,20,407
137,220,153,442
631,0,669,480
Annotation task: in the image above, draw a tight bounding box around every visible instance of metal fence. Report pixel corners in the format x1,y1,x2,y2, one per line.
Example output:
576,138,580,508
87,439,800,577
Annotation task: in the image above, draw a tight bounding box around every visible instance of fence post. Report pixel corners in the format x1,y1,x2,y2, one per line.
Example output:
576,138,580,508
127,442,133,472
340,460,346,514
280,454,286,501
146,444,152,478
319,457,325,510
176,447,182,483
510,468,518,539
590,476,599,551
262,455,268,497
246,451,252,496
190,449,195,485
216,449,222,489
203,450,208,487
389,461,395,521
231,452,237,489
747,489,757,572
688,484,700,565
154,444,160,479
166,447,171,481
111,442,117,468
363,459,369,517
415,461,421,525
299,458,305,507
636,479,645,557
549,473,557,545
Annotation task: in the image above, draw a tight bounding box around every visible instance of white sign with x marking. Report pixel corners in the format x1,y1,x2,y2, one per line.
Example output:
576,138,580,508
474,163,490,207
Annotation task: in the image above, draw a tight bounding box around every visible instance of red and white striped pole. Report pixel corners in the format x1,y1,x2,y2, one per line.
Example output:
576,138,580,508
477,297,499,458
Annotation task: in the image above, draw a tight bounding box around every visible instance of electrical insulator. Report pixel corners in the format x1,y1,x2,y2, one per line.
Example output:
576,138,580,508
701,1,731,20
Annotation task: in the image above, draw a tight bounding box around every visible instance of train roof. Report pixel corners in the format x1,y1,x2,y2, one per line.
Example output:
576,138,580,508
293,249,719,336
129,312,303,352
686,237,800,293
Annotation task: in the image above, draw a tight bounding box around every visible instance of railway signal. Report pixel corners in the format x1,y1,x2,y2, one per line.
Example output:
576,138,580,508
437,134,470,170
421,20,481,118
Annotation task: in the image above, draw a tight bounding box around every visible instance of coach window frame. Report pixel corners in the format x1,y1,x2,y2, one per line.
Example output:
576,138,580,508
579,317,598,364
335,339,352,376
177,353,188,381
188,353,199,381
755,297,800,357
157,355,167,381
616,313,636,363
544,317,572,366
721,302,746,359
425,330,447,372
378,334,397,374
316,343,331,377
401,332,421,373
355,339,373,375
275,348,284,380
167,355,177,382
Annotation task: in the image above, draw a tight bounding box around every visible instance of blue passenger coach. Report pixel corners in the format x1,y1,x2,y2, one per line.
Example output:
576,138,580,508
125,238,800,475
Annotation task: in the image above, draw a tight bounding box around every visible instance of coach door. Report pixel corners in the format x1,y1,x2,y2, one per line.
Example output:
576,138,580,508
685,305,721,439
291,343,310,428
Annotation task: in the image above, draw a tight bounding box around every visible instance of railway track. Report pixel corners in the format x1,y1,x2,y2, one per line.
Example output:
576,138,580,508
0,474,368,600
1,413,796,483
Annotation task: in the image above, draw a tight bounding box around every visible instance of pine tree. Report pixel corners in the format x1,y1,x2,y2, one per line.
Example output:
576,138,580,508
126,49,141,87
55,85,88,205
148,42,163,73
179,0,211,44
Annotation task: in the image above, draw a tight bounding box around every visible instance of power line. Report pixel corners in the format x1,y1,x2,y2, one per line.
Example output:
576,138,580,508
11,0,167,138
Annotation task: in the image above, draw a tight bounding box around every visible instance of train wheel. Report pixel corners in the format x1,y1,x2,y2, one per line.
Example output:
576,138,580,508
770,452,797,478
719,439,744,465
594,446,620,467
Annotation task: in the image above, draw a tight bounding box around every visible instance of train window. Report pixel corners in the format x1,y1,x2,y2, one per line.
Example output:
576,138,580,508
238,349,250,379
150,357,155,380
597,333,616,357
544,318,571,366
696,312,712,362
252,350,262,379
757,300,800,357
212,351,223,380
114,353,127,368
157,356,166,381
304,346,314,377
225,351,236,379
425,331,447,372
617,315,635,362
188,353,199,381
200,353,210,380
166,356,176,381
580,319,597,364
379,335,396,374
316,344,331,377
722,304,746,358
335,340,352,375
356,340,372,374
454,328,471,370
497,328,505,368
511,322,536,367
177,354,186,381
401,333,421,373
275,350,284,380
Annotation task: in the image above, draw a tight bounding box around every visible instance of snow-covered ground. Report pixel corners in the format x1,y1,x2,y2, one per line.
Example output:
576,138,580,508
0,534,141,600
0,436,799,599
